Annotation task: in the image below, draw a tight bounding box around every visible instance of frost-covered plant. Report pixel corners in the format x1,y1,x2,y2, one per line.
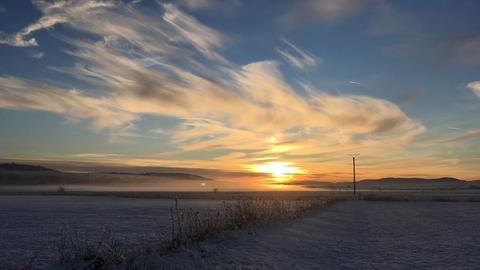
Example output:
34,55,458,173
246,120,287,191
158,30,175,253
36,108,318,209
54,196,342,269
56,225,126,269
166,197,340,250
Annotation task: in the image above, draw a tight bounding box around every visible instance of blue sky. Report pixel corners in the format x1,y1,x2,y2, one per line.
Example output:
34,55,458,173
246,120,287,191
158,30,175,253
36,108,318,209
0,0,479,186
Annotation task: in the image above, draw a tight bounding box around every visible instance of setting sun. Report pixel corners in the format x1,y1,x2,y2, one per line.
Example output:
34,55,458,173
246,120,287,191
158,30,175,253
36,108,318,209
253,162,305,180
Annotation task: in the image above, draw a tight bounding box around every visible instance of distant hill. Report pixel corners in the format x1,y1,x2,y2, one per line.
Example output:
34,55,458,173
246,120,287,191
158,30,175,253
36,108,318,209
289,177,480,190
104,171,211,181
0,163,58,172
1,163,477,189
359,177,466,189
0,163,212,185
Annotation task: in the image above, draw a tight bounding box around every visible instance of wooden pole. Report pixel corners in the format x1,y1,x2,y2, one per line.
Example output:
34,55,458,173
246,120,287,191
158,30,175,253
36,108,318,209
353,156,356,195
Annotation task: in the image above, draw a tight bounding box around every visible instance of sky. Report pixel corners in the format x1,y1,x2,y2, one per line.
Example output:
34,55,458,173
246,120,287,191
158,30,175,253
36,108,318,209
0,0,479,189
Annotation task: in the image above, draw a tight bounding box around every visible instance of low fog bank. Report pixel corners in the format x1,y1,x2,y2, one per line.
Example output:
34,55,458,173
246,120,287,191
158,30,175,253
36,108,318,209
0,161,270,191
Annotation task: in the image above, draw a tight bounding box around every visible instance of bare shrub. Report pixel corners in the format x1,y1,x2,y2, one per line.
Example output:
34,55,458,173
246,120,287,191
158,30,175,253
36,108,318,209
166,197,339,251
55,196,342,269
56,225,126,269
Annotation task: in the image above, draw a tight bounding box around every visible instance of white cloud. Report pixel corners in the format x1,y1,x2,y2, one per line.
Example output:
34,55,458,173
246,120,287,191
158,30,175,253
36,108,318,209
32,52,45,59
467,81,480,98
279,0,368,26
179,0,241,11
0,1,424,162
441,129,480,143
0,32,38,47
447,126,461,131
0,0,115,47
276,38,318,70
181,0,213,10
0,76,137,130
162,3,226,62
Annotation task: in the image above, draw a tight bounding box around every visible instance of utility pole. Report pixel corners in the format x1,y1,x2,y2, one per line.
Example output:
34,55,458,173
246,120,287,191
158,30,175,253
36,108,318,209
353,156,356,195
350,154,359,196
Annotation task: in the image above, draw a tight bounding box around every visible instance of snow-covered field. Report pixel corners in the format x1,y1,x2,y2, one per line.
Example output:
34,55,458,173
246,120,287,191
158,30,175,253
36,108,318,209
0,195,216,269
170,200,480,269
1,195,480,269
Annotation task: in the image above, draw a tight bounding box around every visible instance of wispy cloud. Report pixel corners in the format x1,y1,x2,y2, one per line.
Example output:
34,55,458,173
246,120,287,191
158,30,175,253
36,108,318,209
0,1,425,172
0,32,38,47
0,0,115,47
394,87,428,105
32,52,45,59
178,0,241,12
467,81,480,98
433,34,480,66
0,75,138,130
279,0,369,27
447,126,462,131
276,38,318,70
441,129,480,143
367,0,410,36
68,153,123,159
162,3,226,62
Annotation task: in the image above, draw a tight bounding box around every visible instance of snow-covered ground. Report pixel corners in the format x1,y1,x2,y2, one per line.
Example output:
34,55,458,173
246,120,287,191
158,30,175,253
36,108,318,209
164,200,480,269
0,195,216,269
1,196,480,269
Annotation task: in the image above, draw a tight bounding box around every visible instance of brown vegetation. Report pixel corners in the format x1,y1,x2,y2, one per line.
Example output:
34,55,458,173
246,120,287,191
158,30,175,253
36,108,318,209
54,196,342,269
167,197,339,250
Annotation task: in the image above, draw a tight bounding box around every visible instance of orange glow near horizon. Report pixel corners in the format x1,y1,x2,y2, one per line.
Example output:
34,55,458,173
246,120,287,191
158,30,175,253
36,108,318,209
251,161,306,182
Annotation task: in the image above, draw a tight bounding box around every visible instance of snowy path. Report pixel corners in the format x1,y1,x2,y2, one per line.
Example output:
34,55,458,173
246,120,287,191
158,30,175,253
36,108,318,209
167,201,480,269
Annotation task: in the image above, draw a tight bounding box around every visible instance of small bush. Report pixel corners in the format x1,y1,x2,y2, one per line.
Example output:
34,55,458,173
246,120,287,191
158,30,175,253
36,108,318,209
56,225,126,269
55,196,342,269
166,197,339,251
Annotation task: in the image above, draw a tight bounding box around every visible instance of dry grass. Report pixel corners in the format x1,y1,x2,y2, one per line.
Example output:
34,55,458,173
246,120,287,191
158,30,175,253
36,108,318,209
167,197,339,250
47,191,480,269
54,196,341,269
56,225,128,269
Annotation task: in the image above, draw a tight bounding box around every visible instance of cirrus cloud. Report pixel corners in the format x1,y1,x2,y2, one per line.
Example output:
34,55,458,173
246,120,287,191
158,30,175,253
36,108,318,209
467,81,480,98
276,38,319,70
0,0,424,168
279,0,369,27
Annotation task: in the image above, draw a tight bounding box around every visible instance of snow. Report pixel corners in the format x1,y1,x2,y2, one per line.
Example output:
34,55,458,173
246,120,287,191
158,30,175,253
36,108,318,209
164,201,480,269
0,195,217,269
1,196,480,269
